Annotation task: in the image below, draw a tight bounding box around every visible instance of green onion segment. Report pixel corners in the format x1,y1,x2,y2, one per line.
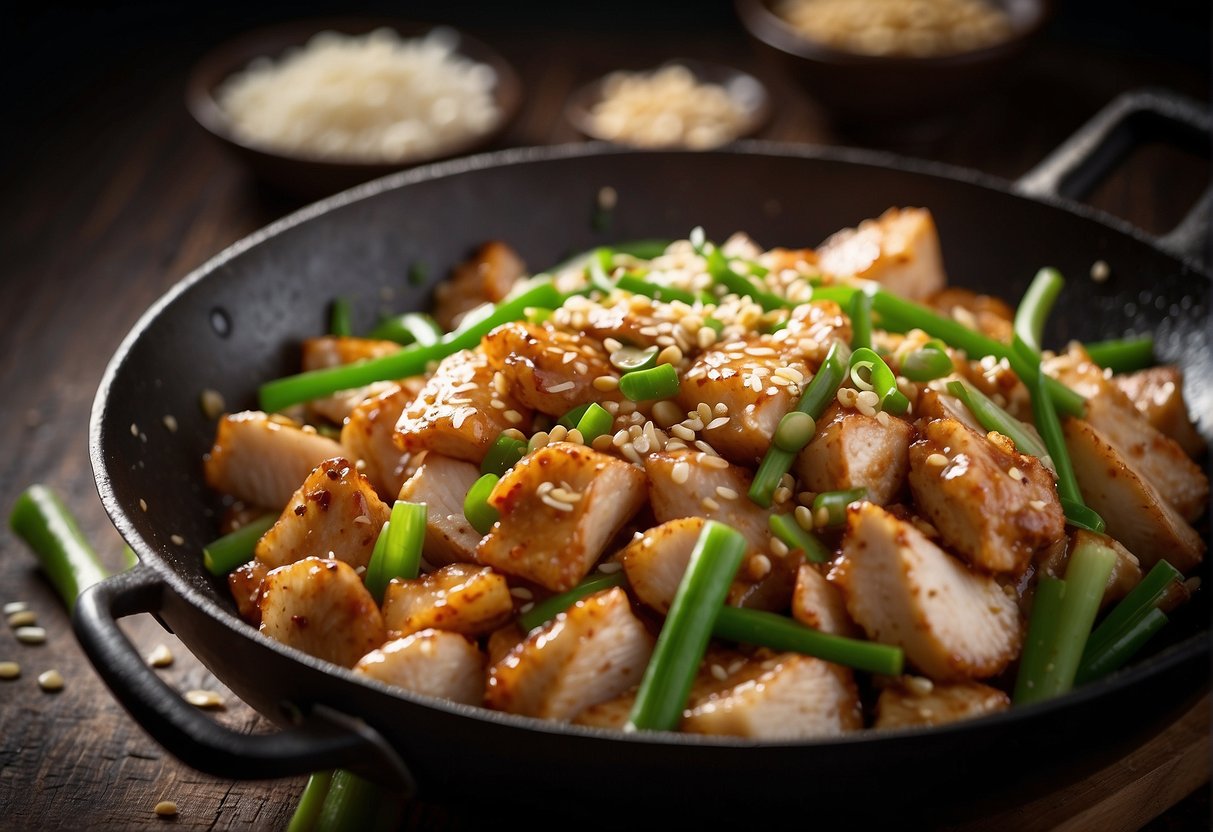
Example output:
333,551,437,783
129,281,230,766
364,501,427,603
366,312,443,346
768,513,831,563
1012,267,1064,358
464,474,501,535
482,434,528,477
203,513,277,576
812,487,867,528
517,571,628,633
848,347,909,415
1083,336,1154,373
946,379,1048,459
8,485,114,611
619,363,680,401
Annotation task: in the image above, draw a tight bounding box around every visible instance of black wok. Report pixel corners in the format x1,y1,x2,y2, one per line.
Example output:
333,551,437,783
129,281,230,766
78,90,1211,825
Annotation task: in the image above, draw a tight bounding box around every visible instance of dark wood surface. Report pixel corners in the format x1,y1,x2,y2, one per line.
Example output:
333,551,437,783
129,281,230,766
0,20,1209,831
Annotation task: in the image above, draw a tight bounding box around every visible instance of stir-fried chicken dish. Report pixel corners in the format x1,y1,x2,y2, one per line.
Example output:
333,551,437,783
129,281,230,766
204,208,1206,737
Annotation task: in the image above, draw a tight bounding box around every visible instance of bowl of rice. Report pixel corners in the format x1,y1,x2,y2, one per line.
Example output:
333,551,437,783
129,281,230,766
187,19,522,197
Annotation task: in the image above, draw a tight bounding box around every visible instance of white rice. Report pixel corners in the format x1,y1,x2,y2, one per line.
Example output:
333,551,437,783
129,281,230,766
217,27,501,162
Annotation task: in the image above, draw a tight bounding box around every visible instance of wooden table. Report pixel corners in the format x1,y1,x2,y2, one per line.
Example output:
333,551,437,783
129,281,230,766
0,19,1208,831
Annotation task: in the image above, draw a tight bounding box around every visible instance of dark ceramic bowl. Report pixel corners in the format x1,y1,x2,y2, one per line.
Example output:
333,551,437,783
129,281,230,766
736,0,1051,126
186,18,522,199
565,59,772,148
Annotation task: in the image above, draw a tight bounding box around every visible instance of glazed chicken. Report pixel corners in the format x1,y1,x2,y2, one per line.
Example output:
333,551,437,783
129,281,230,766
202,214,1206,739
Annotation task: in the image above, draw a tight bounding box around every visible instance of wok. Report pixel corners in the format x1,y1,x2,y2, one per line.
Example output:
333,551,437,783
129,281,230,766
78,89,1211,824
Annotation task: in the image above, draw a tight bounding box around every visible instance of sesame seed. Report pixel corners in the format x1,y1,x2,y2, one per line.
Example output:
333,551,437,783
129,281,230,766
604,338,624,353
770,537,790,557
15,627,46,645
0,662,19,680
906,676,934,696
1008,467,1026,482
548,425,569,443
154,800,179,817
184,689,224,709
837,387,858,408
714,402,729,415
710,664,728,681
593,375,620,392
37,669,64,692
926,453,949,467
567,429,585,445
701,497,720,512
546,381,576,394
657,345,683,365
697,402,713,423
130,423,139,437
876,411,892,426
597,561,624,574
1090,260,1110,282
1029,499,1047,510
705,416,729,430
7,611,36,628
857,390,880,409
773,486,792,504
598,186,618,210
541,494,575,512
2,602,28,616
170,534,185,546
748,554,772,580
549,487,582,504
701,455,730,470
504,410,524,425
671,424,696,442
592,434,613,451
716,486,739,500
147,644,174,668
510,587,534,600
814,507,831,528
353,515,372,525
140,499,149,512
697,327,718,349
163,415,178,433
200,389,225,420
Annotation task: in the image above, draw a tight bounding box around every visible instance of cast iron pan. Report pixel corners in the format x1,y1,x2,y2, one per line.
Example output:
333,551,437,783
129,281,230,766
78,90,1210,824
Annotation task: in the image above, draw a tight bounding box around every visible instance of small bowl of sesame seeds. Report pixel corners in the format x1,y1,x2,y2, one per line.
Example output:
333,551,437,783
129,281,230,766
565,60,772,150
736,0,1051,126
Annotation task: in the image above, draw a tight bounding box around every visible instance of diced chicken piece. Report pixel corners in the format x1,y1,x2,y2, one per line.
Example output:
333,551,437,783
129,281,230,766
228,559,268,625
760,246,819,275
486,623,526,667
927,288,1014,343
682,653,862,739
300,336,403,424
795,403,915,506
480,321,618,416
770,300,852,367
907,418,1064,577
620,517,792,615
677,336,810,466
833,502,1022,681
874,678,1009,729
645,449,798,610
1114,366,1206,458
792,563,858,637
958,355,1032,421
204,411,345,510
915,388,984,434
340,381,424,500
395,349,530,464
1063,418,1205,573
259,557,385,667
553,295,668,350
1032,529,1142,610
485,588,654,720
354,630,485,706
382,564,513,638
816,207,946,300
432,241,526,331
397,454,483,567
477,443,646,591
1048,347,1207,522
254,457,389,571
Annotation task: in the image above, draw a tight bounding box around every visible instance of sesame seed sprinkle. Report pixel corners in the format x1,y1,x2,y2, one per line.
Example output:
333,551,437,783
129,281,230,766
37,669,64,692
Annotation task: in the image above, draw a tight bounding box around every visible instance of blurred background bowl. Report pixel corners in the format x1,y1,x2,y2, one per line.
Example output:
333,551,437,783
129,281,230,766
565,59,772,148
186,17,522,198
736,0,1051,128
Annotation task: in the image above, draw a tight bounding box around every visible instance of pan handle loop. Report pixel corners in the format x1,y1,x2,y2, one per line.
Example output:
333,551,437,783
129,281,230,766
72,565,416,794
1016,88,1211,267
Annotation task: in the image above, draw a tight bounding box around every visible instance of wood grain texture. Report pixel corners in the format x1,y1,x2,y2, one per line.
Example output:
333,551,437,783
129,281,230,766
0,22,1207,832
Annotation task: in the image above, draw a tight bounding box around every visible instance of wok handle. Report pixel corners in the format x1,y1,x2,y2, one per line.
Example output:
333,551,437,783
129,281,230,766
72,565,416,793
1016,88,1211,266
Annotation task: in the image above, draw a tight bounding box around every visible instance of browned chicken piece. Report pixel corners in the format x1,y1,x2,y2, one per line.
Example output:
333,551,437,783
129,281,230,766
907,418,1064,577
677,335,810,466
915,388,985,434
228,559,269,625
300,336,403,424
927,288,1014,343
555,296,668,350
833,502,1022,681
204,411,345,510
259,557,385,667
958,356,1032,421
1113,365,1206,458
770,300,852,367
432,241,526,332
645,449,799,611
254,457,389,571
1031,529,1142,610
619,517,796,615
792,563,859,637
1048,346,1207,522
354,629,485,706
480,321,618,416
761,246,819,275
486,622,526,666
815,207,946,301
394,348,530,464
795,403,915,506
340,381,425,500
682,653,862,740
381,564,513,638
485,588,654,720
477,443,647,591
1063,418,1205,573
874,678,1009,730
396,454,483,567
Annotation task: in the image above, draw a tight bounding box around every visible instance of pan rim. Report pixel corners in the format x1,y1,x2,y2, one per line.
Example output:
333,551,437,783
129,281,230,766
89,139,1212,751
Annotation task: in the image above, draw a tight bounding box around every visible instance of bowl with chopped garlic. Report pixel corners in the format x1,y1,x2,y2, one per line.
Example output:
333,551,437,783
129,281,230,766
187,18,522,198
565,60,772,149
737,0,1051,125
